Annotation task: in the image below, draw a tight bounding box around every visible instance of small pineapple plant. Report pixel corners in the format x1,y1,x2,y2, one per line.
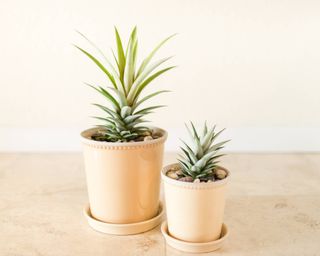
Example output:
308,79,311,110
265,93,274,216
161,122,231,249
166,122,229,182
76,27,175,142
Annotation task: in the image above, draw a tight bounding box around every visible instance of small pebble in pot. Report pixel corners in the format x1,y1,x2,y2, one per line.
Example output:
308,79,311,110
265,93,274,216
152,132,162,139
193,178,200,183
166,170,178,179
215,169,227,179
207,180,212,183
170,165,181,171
178,176,194,182
144,136,153,141
141,131,152,136
152,128,162,134
176,169,183,176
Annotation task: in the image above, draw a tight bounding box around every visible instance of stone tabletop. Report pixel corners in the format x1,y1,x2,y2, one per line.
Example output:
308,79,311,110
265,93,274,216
1,153,319,256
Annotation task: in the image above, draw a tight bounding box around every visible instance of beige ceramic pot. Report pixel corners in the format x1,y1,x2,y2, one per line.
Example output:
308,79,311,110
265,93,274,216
81,127,167,224
161,163,229,243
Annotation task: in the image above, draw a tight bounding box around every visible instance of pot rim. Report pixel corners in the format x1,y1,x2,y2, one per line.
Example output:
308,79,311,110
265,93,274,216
80,126,168,149
161,163,230,189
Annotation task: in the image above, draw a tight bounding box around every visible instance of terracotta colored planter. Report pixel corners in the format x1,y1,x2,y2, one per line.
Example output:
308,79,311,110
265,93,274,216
161,163,229,243
81,127,167,224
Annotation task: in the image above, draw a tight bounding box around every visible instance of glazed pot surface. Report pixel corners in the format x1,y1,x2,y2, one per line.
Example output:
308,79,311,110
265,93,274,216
82,127,167,224
162,163,229,243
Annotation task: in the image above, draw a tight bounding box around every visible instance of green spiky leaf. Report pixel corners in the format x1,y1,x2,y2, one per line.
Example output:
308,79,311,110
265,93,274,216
178,122,229,179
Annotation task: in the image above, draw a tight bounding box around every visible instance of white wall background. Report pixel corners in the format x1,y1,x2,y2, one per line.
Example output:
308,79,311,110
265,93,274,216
1,0,320,152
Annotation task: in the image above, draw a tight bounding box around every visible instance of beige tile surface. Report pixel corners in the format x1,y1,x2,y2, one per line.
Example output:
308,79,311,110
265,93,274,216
0,153,320,256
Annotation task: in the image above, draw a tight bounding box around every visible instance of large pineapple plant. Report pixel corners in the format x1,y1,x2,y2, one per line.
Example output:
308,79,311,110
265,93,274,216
75,27,175,142
168,122,229,182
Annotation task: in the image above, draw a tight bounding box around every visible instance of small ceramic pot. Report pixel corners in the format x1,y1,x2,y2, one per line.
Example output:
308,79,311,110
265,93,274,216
81,127,167,224
161,163,229,243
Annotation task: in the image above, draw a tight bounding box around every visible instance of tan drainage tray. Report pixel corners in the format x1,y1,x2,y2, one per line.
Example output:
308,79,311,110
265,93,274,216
84,202,164,235
161,221,228,253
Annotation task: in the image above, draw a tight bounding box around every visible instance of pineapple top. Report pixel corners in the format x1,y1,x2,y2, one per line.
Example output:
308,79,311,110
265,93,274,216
75,27,175,142
178,122,229,179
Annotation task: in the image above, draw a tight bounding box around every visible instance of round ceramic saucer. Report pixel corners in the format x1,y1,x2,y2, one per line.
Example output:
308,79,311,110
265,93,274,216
161,221,229,253
84,202,164,235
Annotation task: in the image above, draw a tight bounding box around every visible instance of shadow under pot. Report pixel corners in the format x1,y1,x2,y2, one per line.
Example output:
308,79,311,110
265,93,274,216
81,127,167,234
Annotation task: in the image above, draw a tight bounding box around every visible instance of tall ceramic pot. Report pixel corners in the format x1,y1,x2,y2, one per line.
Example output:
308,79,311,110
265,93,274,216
161,163,229,242
81,127,167,224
